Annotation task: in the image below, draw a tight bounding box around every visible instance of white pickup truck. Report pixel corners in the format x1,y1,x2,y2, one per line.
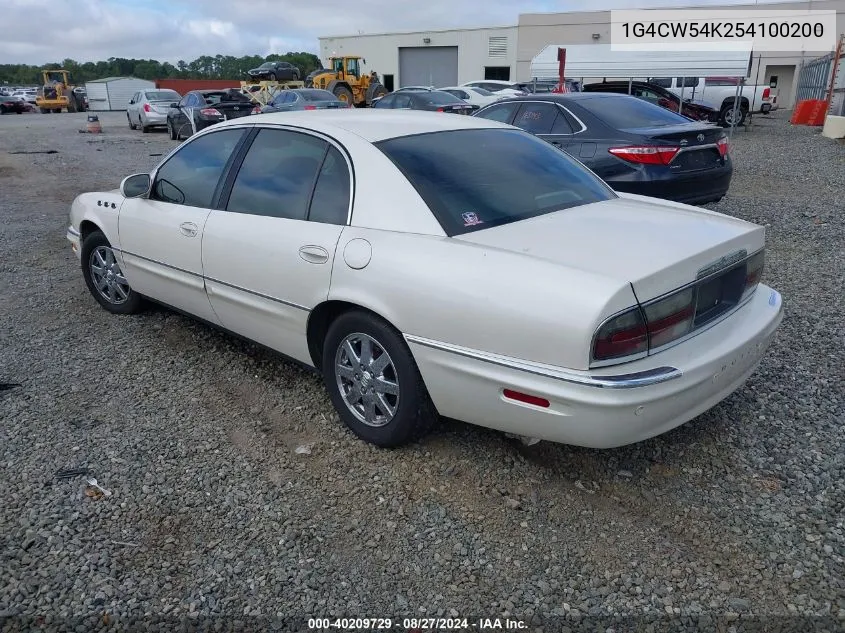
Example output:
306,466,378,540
648,76,776,127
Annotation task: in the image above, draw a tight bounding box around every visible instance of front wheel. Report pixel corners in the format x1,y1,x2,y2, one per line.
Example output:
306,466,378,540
127,113,136,129
80,231,144,314
167,119,177,140
322,311,437,447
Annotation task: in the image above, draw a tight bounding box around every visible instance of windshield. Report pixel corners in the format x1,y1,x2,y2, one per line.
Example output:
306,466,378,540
584,95,691,129
145,90,180,102
376,129,615,236
259,62,274,69
299,89,336,102
421,92,463,105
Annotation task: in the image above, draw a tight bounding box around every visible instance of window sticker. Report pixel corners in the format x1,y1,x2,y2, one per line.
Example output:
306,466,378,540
462,211,483,226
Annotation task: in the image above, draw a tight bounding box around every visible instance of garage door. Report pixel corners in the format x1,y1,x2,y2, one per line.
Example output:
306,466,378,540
398,47,458,88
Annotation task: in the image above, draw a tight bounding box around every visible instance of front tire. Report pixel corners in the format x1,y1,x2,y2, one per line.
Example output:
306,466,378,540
167,119,178,140
127,114,136,130
81,231,143,314
268,72,277,81
322,311,437,447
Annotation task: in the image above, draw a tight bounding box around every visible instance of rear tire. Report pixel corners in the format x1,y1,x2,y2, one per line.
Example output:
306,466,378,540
80,231,144,315
322,311,438,447
268,72,277,81
720,105,747,127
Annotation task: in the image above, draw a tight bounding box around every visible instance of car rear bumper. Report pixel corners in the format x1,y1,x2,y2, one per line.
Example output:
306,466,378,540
610,163,733,205
407,285,783,448
141,111,168,126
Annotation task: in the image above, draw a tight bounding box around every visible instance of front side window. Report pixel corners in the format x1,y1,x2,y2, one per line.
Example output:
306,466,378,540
377,128,615,236
226,129,327,219
151,129,246,207
474,102,519,123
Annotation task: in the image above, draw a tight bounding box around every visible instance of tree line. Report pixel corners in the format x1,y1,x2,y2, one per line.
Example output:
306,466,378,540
0,52,323,86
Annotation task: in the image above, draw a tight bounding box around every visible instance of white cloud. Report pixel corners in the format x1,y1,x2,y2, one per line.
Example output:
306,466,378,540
0,0,792,65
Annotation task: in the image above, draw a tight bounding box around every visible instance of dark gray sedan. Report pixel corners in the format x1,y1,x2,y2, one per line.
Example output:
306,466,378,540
260,89,350,113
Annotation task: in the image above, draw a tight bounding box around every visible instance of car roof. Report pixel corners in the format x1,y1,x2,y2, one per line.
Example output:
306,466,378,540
215,109,513,142
494,92,635,104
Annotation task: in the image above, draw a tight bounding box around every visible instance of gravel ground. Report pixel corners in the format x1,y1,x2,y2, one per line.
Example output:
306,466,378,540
0,110,843,632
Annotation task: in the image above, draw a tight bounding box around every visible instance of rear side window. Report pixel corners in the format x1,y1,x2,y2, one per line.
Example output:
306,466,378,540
376,129,615,236
513,102,559,135
308,146,351,225
581,95,690,129
226,129,327,219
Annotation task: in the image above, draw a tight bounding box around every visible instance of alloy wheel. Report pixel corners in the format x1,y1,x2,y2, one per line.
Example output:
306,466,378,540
334,332,400,427
89,246,130,305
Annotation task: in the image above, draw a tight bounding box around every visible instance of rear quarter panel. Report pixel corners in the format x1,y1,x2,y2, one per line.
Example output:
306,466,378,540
328,227,637,370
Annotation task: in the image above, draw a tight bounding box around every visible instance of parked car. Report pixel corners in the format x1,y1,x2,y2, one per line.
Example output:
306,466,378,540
461,80,528,96
517,79,582,94
166,89,254,140
583,81,720,123
260,89,350,113
66,110,782,450
11,89,37,105
438,86,504,107
648,76,774,126
127,89,182,132
247,61,301,82
474,93,732,205
0,94,29,114
372,89,477,114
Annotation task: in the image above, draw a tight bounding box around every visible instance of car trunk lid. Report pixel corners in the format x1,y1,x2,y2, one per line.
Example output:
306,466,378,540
204,101,253,120
454,194,764,302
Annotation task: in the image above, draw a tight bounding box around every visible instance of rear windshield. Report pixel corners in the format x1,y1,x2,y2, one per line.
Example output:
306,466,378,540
376,129,615,236
421,92,463,105
145,90,180,102
299,89,336,102
582,95,691,129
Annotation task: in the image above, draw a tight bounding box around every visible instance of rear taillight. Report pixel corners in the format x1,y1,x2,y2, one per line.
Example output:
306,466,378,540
251,105,261,114
200,107,221,116
303,105,317,110
642,288,695,349
592,308,648,362
436,107,444,112
717,136,729,157
143,103,151,112
608,145,680,165
592,250,765,363
762,88,771,99
741,250,765,300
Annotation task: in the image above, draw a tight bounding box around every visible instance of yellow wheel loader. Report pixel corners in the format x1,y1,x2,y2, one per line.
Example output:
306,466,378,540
306,56,388,107
35,70,84,113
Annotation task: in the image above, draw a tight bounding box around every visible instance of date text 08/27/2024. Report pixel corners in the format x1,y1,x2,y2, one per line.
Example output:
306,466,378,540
307,618,529,630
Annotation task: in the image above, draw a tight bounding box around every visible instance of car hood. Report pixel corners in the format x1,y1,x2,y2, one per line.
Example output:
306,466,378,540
454,193,764,302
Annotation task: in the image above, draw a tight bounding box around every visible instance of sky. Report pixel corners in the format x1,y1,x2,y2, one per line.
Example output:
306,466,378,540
3,0,776,65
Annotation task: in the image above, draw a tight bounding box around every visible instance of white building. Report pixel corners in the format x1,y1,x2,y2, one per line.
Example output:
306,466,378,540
319,0,845,107
85,77,156,111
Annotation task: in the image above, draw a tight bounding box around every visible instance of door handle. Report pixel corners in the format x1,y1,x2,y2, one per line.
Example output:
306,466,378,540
299,245,329,264
179,222,198,237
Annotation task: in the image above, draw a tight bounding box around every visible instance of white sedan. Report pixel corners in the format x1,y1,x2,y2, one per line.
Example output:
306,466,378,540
66,110,783,449
439,86,505,107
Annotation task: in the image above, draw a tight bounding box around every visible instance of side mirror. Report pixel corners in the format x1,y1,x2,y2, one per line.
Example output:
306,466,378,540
170,102,179,108
121,173,151,198
129,100,134,104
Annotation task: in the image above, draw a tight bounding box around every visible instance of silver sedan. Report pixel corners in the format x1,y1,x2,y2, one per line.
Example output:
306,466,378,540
126,89,182,133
